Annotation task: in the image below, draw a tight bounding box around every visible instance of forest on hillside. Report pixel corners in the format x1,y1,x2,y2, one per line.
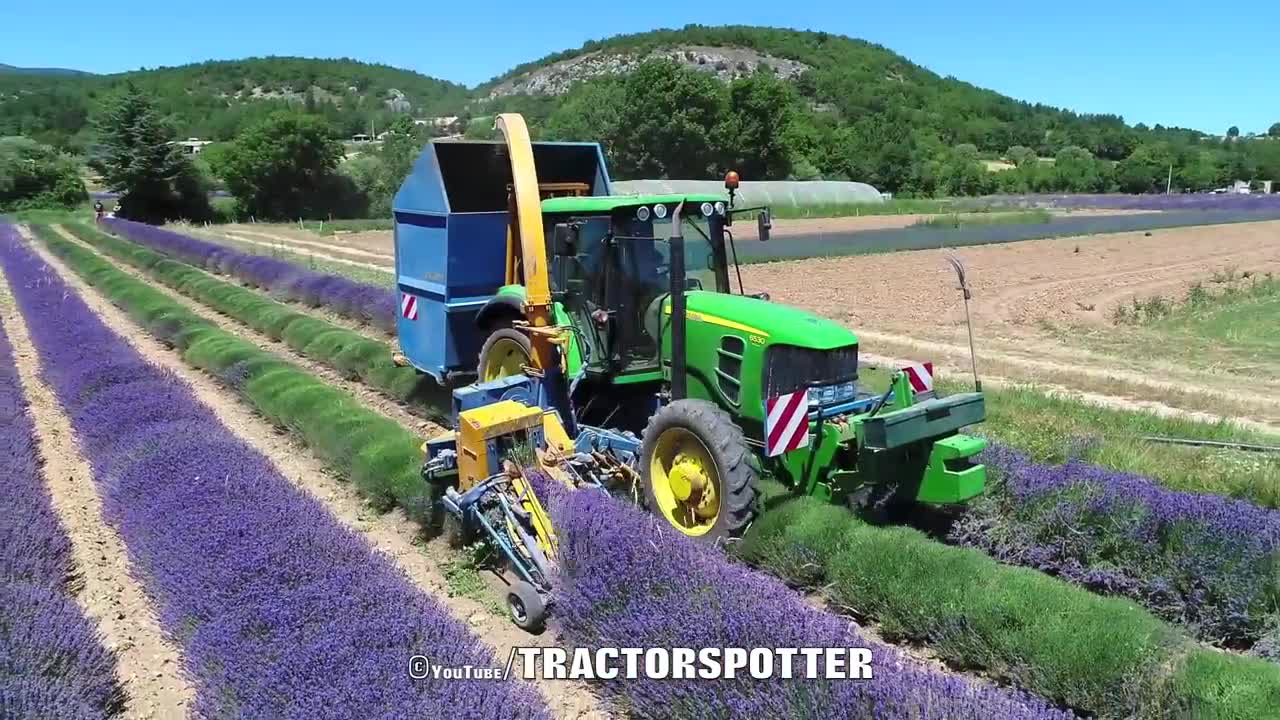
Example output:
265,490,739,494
0,57,468,147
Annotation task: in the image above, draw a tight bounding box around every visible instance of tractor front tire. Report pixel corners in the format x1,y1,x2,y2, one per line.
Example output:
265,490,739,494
640,400,758,543
476,327,532,382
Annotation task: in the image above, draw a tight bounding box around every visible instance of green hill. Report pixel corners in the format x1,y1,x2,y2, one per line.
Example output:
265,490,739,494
3,26,1270,196
0,57,468,146
475,26,1145,161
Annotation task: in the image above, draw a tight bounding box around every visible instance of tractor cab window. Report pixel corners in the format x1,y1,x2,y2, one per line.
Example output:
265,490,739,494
548,215,611,371
544,207,728,376
615,213,725,294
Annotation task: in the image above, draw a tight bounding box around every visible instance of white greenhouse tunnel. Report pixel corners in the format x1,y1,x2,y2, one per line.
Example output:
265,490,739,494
612,179,886,208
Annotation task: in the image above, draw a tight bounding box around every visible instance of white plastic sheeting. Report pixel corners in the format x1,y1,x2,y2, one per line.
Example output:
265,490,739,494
611,179,885,207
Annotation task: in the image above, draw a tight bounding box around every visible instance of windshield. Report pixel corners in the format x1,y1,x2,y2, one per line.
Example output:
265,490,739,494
614,213,723,293
543,209,728,375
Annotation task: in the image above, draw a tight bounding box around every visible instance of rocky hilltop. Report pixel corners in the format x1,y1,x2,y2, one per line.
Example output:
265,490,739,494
485,45,810,99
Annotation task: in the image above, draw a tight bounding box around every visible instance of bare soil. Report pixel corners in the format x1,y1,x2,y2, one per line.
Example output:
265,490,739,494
747,220,1280,426
184,225,393,271
0,249,194,719
187,224,396,263
28,229,606,720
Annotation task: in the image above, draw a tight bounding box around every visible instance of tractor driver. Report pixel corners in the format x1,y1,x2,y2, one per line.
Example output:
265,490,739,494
550,217,612,365
613,214,671,361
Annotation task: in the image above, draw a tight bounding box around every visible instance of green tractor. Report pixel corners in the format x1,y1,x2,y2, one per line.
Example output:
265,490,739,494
400,118,987,542
472,191,985,541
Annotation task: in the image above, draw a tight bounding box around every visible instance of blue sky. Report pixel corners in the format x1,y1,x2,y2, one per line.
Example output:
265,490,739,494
2,0,1274,134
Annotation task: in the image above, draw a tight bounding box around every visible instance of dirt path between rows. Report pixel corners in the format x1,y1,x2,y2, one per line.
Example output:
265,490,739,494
189,226,394,271
225,227,394,262
53,226,441,435
223,229,392,270
25,228,606,720
0,257,193,719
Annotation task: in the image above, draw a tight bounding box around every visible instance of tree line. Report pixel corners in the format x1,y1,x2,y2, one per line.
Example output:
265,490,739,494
0,56,467,151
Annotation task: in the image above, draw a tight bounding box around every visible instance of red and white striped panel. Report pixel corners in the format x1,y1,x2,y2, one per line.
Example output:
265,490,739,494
765,389,812,457
400,293,419,321
902,362,934,397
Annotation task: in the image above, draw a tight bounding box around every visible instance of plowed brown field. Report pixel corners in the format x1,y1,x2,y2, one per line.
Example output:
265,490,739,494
745,220,1280,425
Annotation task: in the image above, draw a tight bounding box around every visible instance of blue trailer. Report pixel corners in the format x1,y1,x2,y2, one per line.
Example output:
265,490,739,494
391,139,611,383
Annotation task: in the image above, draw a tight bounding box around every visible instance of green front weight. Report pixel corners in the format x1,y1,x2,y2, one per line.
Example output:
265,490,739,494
917,433,987,504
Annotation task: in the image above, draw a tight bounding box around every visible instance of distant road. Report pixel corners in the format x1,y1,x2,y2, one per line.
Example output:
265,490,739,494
733,208,1280,261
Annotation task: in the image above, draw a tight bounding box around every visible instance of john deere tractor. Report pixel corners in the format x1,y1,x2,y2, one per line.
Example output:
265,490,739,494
397,114,987,549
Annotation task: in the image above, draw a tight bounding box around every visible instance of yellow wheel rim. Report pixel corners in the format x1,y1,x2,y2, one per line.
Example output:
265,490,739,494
481,337,529,381
649,428,721,536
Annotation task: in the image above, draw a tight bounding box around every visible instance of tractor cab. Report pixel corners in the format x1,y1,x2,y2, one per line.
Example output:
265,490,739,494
541,194,730,379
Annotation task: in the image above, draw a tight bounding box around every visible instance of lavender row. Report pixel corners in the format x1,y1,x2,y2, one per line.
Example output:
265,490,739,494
533,475,1072,720
102,217,397,332
0,230,547,720
974,192,1280,212
0,223,125,718
952,444,1280,653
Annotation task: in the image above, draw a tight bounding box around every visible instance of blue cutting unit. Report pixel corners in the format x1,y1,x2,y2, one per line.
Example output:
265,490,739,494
392,139,611,383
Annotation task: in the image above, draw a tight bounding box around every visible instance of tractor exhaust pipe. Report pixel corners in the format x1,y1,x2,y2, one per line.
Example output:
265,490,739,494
669,199,688,401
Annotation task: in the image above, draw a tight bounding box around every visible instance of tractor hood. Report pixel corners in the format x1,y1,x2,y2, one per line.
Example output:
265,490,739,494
679,291,858,349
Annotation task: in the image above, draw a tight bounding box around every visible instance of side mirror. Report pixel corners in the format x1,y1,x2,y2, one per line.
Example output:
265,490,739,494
757,209,772,242
552,223,578,256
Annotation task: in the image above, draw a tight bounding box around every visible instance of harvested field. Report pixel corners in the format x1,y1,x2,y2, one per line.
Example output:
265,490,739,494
751,220,1280,329
747,220,1280,423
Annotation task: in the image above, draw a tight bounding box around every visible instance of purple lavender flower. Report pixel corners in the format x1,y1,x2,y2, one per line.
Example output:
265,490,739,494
0,227,547,719
532,475,1073,720
953,443,1280,647
981,193,1280,212
101,218,397,332
0,222,125,717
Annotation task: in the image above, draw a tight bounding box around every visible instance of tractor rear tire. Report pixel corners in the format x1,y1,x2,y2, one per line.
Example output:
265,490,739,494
476,327,532,381
639,399,758,543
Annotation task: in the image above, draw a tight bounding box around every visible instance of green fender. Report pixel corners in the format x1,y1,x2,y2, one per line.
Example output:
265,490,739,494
479,284,583,377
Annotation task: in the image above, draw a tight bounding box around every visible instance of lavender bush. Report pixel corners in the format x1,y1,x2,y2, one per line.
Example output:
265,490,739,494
0,230,547,719
535,477,1073,720
102,218,397,332
953,443,1280,648
0,225,125,717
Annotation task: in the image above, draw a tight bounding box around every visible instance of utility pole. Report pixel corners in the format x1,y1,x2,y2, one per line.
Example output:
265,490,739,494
1166,163,1173,194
